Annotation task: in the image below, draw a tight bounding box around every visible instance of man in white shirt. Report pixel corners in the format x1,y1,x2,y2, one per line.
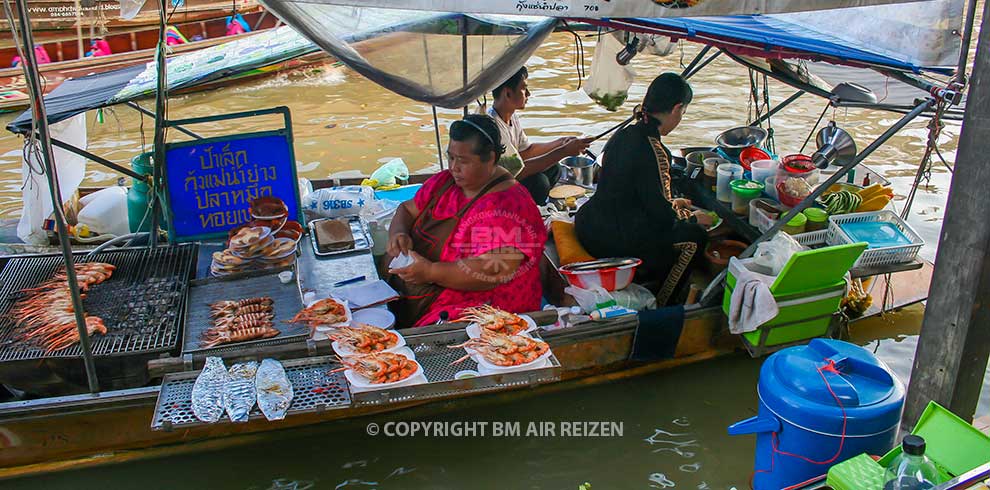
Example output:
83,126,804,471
487,66,592,204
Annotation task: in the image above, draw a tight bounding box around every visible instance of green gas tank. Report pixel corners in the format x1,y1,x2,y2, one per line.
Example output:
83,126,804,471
127,152,162,232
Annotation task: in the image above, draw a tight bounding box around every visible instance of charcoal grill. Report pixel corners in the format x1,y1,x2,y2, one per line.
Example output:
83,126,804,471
0,245,197,394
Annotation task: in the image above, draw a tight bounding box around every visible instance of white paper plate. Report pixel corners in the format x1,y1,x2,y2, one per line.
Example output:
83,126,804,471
331,330,406,357
472,347,553,374
351,308,396,329
465,314,537,339
344,357,423,390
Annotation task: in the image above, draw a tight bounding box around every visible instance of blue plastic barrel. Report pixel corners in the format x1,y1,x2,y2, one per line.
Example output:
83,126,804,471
728,339,904,489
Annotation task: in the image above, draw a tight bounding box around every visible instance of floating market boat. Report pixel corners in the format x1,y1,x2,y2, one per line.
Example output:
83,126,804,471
0,7,279,112
0,0,968,480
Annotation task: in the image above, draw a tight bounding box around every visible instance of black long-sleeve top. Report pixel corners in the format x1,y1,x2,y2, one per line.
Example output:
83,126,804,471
575,121,689,261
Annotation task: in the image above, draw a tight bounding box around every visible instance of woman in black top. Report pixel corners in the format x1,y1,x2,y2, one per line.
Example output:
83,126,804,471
575,73,711,305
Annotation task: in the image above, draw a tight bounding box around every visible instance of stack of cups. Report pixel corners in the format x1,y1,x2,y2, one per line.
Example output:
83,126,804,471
716,163,745,202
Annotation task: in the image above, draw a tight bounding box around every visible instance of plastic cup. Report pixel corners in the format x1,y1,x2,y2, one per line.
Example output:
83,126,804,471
716,163,744,202
278,270,294,284
704,157,730,191
764,176,780,201
750,159,779,186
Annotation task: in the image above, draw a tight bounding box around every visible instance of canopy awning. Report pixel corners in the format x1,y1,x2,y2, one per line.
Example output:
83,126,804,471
588,13,956,75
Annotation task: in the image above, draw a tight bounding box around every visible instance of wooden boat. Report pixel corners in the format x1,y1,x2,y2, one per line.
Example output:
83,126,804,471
0,165,933,478
0,0,262,43
0,8,279,112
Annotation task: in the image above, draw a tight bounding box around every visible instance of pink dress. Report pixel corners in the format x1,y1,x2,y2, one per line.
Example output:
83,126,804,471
411,171,547,326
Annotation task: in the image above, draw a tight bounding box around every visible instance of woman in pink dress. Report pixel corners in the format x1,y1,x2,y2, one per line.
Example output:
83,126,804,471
385,114,547,327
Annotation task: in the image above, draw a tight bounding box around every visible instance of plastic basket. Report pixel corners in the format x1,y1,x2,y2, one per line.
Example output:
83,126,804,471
792,229,828,248
825,210,924,268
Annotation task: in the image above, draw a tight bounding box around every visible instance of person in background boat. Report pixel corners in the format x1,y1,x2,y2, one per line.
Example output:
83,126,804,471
86,39,112,58
575,73,711,306
10,45,51,67
225,13,252,36
385,114,547,327
165,26,189,46
488,66,593,205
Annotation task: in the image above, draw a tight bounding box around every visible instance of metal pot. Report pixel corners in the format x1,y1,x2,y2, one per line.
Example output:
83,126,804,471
560,156,598,187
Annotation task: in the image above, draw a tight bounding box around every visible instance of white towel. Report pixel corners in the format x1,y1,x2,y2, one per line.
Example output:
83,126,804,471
727,257,779,335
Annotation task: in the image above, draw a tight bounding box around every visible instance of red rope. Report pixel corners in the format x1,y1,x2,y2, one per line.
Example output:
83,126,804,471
748,359,850,489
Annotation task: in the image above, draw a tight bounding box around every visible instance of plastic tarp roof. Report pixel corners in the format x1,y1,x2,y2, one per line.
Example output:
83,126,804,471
591,13,956,75
7,26,319,134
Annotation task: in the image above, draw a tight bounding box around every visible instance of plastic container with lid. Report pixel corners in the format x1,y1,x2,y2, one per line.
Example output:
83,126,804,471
750,159,778,186
780,154,821,185
782,212,808,235
803,207,829,232
716,163,745,202
883,435,939,489
730,179,764,215
729,339,905,490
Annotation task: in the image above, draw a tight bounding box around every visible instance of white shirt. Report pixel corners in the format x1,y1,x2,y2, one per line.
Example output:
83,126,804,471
487,107,530,177
487,106,531,153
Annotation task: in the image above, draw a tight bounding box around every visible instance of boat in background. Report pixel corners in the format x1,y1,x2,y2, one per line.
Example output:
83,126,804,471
0,8,280,112
0,0,261,44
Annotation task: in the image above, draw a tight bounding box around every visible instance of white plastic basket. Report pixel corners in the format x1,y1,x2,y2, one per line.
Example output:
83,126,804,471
825,210,924,268
791,229,829,248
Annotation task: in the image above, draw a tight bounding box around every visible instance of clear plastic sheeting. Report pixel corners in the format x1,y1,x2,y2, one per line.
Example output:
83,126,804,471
257,0,930,19
258,3,557,108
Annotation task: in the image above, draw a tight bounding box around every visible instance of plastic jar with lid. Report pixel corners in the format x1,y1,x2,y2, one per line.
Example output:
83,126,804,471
779,154,821,186
730,179,765,215
782,212,808,235
802,208,829,232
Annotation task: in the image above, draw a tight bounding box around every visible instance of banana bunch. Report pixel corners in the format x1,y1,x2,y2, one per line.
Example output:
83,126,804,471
823,190,861,215
841,278,872,318
856,184,894,212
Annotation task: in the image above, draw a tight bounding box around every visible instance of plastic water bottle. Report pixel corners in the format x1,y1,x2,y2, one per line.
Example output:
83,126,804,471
882,435,938,490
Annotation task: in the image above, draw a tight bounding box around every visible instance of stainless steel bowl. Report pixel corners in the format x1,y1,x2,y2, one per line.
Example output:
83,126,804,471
560,156,597,187
715,126,769,159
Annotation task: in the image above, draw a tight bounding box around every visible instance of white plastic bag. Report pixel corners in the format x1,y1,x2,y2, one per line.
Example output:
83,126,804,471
583,33,635,112
752,232,805,276
370,158,409,187
565,285,614,314
302,186,375,219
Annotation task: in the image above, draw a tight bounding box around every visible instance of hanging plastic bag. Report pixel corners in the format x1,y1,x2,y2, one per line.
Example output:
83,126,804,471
496,139,524,178
752,232,805,276
583,33,635,112
369,158,410,187
119,0,148,20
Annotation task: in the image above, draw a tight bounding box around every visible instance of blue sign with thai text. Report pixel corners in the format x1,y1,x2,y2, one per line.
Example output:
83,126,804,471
164,132,300,241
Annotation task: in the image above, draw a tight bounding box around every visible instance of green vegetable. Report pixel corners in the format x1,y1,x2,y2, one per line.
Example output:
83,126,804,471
588,90,629,111
579,483,592,490
497,154,524,176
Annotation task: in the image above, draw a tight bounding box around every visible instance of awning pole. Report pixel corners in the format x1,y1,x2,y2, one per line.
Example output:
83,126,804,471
679,44,711,78
11,0,99,393
955,0,978,84
432,106,444,170
461,15,468,118
127,102,203,140
700,98,934,305
149,0,169,248
683,49,722,80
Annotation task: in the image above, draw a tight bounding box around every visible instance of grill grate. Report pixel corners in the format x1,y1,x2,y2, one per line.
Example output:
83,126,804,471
0,245,197,361
151,356,351,430
182,271,308,356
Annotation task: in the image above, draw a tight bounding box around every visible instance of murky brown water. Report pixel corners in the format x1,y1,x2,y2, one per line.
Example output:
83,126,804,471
0,25,985,489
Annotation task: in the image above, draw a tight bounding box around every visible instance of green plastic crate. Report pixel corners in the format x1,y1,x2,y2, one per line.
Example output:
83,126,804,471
827,401,990,489
722,242,866,353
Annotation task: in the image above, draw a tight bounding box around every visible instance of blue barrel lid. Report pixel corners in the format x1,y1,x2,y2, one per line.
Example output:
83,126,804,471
758,339,905,436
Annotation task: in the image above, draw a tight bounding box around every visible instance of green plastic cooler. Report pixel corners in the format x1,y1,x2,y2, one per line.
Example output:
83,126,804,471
722,242,866,356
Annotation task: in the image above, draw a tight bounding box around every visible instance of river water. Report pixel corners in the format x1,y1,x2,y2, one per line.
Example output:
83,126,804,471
0,28,986,489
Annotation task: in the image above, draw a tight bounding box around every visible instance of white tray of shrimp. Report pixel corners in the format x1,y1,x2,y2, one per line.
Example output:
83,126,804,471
461,306,538,339
342,348,427,393
329,325,407,357
455,334,554,374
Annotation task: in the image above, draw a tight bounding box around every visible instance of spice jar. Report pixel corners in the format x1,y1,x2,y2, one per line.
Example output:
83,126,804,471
802,208,829,232
782,212,808,235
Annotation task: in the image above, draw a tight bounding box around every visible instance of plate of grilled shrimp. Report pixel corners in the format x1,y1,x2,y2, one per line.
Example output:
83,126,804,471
456,305,537,339
328,323,406,357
